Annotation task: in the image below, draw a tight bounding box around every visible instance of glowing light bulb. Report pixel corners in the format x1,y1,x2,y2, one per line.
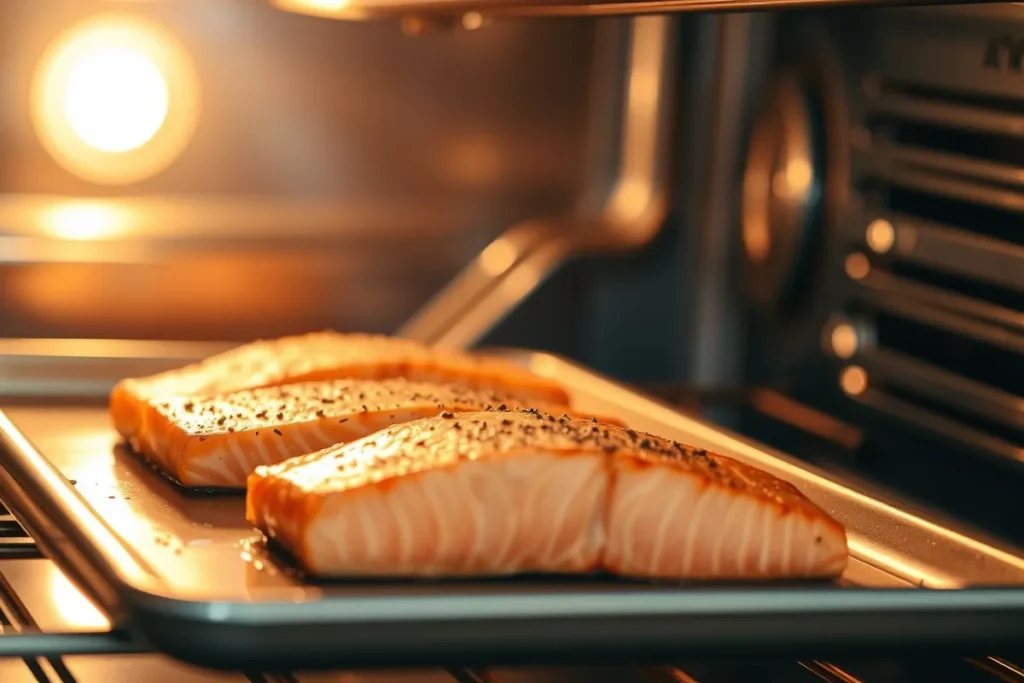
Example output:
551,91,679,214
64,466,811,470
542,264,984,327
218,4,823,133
63,45,169,153
31,14,200,185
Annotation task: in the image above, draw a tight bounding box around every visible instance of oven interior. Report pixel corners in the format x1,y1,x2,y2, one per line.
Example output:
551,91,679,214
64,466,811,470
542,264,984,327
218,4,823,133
1,1,1024,682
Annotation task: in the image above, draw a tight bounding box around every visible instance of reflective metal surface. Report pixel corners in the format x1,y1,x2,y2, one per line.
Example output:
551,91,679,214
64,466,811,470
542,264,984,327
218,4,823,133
0,338,232,398
742,74,821,311
0,1,598,341
0,559,246,682
270,0,999,21
399,16,675,348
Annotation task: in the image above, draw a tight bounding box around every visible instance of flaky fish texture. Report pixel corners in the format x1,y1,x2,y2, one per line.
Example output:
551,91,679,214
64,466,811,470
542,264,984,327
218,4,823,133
247,410,848,580
110,331,569,454
140,379,584,488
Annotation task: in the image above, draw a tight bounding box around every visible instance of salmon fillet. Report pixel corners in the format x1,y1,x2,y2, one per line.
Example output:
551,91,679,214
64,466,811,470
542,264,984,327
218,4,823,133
246,409,848,580
110,331,569,454
140,379,585,488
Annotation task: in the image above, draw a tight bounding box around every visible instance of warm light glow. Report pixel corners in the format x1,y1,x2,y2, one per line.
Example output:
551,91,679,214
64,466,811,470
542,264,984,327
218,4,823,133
64,46,169,153
47,568,109,630
866,218,896,254
844,252,871,280
272,0,352,18
31,14,200,185
840,366,869,396
773,158,812,200
39,202,130,241
829,323,859,359
462,12,485,29
479,237,517,277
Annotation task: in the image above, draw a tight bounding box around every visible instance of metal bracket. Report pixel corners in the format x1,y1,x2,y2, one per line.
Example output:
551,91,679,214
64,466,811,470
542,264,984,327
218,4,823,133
398,15,676,349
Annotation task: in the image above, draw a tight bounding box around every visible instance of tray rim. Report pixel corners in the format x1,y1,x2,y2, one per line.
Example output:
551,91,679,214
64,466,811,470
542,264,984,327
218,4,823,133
5,346,1024,666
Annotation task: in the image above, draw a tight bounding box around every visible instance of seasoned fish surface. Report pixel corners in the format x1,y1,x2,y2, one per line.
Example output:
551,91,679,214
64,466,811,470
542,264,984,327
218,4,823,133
141,379,575,488
110,331,570,451
247,410,848,580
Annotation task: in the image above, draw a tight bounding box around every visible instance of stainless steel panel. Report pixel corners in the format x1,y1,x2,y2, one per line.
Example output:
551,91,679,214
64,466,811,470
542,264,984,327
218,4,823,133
399,16,676,349
0,1,600,340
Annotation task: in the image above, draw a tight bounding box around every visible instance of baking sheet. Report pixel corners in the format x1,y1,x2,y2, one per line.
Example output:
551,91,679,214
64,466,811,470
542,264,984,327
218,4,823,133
3,348,1024,669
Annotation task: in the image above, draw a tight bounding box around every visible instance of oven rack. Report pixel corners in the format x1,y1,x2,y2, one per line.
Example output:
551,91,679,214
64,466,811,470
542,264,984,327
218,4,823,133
0,532,1023,683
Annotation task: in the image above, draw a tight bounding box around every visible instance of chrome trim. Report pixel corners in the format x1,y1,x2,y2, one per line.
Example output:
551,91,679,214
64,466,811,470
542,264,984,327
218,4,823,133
270,0,993,21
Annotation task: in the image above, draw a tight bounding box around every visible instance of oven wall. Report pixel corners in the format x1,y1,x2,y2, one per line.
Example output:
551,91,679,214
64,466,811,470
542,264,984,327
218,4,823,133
483,4,1024,542
562,3,1024,541
0,1,599,341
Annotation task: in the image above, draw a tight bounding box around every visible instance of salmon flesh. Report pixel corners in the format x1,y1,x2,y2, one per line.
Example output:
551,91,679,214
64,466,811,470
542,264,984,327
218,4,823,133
110,332,570,455
246,409,848,580
141,379,577,488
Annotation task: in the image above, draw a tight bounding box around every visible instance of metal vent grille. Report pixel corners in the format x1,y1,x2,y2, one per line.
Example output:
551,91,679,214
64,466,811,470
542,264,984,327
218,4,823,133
835,75,1024,466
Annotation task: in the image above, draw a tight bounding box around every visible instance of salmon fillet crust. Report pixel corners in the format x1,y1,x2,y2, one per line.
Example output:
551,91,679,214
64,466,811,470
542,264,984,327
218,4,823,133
246,409,848,580
110,331,570,453
140,379,592,488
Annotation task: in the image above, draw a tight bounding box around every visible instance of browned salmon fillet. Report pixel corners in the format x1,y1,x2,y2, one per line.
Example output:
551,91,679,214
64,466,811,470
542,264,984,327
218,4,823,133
247,409,848,580
110,331,569,454
141,379,590,488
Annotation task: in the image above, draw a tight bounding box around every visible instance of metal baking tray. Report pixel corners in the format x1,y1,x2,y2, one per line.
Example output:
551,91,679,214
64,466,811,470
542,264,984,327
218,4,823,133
3,347,1024,670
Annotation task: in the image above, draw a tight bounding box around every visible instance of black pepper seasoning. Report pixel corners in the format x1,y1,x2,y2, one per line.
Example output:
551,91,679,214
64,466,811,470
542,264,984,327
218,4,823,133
273,429,283,436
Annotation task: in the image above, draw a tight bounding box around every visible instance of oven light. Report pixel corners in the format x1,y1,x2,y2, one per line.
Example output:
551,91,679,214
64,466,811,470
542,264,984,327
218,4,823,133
63,45,169,153
31,14,200,185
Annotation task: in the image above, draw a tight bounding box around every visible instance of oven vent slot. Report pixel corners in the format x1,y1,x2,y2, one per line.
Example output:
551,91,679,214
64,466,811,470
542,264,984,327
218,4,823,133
844,78,1024,464
866,78,1024,191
